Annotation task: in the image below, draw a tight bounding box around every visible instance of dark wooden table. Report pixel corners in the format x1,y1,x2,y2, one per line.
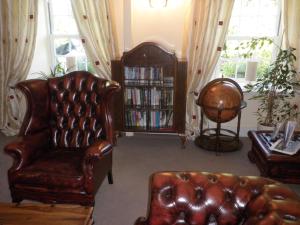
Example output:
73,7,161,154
248,130,300,184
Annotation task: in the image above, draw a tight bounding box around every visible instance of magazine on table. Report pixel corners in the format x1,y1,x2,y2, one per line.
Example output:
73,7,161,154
269,120,300,155
270,138,300,155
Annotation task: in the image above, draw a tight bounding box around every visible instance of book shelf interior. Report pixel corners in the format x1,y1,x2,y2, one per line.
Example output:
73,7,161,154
124,66,174,131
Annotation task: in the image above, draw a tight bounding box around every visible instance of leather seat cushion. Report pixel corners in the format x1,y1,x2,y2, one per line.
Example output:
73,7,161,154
13,150,85,189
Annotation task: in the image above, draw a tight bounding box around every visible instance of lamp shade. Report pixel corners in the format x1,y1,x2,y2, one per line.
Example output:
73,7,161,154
245,61,258,82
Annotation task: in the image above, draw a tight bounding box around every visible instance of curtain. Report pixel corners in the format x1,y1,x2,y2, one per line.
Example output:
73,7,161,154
282,0,300,74
71,0,118,80
0,0,38,136
185,0,234,137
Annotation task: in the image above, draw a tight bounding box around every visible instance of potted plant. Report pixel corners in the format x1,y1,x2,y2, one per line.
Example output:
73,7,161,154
238,38,299,127
32,63,66,79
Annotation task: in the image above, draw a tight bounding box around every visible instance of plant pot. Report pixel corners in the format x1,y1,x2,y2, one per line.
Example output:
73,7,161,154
257,123,275,131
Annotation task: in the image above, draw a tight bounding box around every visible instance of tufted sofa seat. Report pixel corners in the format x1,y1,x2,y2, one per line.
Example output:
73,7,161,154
4,71,120,206
135,172,300,225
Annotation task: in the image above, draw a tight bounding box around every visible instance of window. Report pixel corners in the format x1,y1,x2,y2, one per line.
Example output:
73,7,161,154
48,0,94,73
217,0,281,81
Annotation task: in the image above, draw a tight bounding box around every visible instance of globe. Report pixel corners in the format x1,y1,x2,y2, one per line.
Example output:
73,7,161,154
197,79,242,123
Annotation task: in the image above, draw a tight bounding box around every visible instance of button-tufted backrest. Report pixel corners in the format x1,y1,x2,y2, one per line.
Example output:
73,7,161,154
48,71,108,149
142,172,300,225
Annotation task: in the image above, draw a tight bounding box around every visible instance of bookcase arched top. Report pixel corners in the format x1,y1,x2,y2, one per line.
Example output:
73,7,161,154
121,42,177,66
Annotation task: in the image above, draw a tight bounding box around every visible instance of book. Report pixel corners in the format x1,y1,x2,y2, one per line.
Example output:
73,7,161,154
270,138,300,155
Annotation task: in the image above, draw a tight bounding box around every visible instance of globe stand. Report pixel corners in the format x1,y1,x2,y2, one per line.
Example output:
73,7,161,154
194,78,247,154
195,103,246,153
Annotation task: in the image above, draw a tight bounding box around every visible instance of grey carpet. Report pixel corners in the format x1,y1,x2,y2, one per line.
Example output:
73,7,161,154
0,133,299,225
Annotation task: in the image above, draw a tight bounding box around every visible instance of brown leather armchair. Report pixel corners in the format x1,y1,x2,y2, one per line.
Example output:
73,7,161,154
135,172,300,225
4,71,120,206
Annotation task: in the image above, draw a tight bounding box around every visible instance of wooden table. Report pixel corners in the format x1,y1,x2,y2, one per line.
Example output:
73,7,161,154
0,203,93,225
248,130,300,184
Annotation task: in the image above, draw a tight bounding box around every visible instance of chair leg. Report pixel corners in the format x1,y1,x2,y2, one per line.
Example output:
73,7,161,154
107,170,113,184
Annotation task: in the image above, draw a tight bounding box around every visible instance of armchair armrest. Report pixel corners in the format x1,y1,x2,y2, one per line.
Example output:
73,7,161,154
4,129,50,173
83,140,112,164
82,140,113,194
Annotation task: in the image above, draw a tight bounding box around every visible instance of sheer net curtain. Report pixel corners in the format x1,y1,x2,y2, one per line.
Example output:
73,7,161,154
71,0,119,80
282,0,300,75
184,0,234,138
0,0,38,136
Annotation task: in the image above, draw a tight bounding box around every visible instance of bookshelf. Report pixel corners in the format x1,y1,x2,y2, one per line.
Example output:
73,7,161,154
112,42,187,146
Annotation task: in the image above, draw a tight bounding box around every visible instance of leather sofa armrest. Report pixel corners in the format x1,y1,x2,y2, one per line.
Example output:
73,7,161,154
83,140,112,164
244,183,300,225
134,217,148,225
4,129,50,172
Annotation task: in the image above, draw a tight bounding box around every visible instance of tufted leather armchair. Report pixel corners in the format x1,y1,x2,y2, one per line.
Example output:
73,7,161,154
4,71,120,206
135,172,300,225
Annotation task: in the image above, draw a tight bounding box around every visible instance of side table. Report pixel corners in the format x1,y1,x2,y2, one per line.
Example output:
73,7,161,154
248,130,300,184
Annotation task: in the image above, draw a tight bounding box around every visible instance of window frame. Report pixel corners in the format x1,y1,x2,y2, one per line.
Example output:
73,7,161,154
47,0,89,72
216,0,282,82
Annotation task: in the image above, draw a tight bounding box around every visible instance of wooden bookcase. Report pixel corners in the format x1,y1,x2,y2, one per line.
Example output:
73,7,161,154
112,42,187,146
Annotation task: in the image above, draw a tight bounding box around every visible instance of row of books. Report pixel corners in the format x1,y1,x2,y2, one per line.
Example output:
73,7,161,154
125,110,173,128
124,66,164,80
125,111,147,128
124,87,173,107
124,77,174,87
149,110,173,128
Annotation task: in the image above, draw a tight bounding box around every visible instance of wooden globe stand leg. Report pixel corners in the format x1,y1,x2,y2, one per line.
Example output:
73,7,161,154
215,108,223,155
216,122,221,155
236,111,241,139
195,108,243,153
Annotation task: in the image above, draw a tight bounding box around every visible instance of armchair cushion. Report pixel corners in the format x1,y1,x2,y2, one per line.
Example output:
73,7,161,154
13,150,85,189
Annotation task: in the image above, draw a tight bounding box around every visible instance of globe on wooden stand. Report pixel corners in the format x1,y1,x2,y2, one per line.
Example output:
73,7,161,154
195,78,247,153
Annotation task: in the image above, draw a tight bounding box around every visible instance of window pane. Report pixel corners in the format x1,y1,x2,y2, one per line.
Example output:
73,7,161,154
236,63,246,78
217,0,280,82
51,0,78,35
54,38,94,73
222,62,236,78
52,0,73,16
53,16,78,35
228,0,280,37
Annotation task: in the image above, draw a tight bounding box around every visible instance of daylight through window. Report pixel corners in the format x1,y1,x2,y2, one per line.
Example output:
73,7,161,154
217,0,281,81
49,0,95,74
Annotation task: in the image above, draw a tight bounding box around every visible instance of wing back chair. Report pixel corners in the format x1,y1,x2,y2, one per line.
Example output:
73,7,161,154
4,71,120,206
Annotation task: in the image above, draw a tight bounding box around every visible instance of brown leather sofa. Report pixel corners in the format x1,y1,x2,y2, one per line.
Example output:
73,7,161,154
135,172,300,225
4,71,120,206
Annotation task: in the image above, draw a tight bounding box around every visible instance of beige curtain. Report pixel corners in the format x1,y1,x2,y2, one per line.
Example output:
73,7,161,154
282,0,300,75
185,0,234,137
0,0,38,136
71,0,118,80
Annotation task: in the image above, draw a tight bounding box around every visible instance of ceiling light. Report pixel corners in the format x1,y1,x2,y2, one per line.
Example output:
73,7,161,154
149,0,168,8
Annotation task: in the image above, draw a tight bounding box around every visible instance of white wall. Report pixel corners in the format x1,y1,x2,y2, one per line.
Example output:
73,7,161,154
130,0,190,58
